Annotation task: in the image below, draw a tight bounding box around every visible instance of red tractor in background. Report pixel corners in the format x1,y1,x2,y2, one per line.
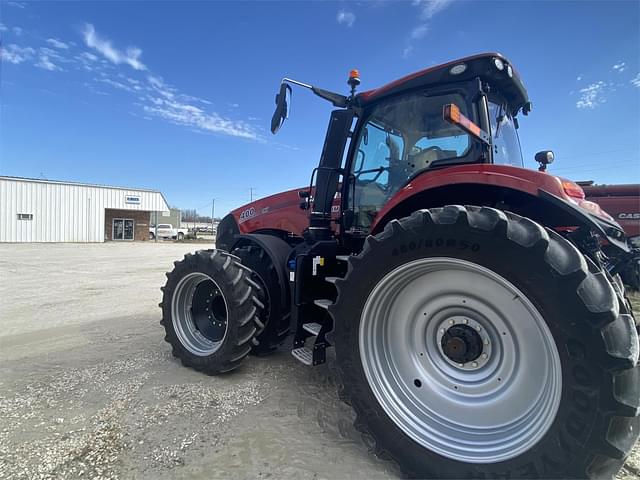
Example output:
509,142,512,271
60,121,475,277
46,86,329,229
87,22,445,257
160,53,640,478
579,182,640,290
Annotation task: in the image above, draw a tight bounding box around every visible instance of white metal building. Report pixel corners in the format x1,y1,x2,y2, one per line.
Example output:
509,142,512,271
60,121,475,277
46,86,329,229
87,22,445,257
0,176,170,243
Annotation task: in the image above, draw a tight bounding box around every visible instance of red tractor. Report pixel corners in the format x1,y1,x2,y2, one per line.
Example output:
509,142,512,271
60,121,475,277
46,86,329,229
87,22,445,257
579,182,640,290
160,53,640,478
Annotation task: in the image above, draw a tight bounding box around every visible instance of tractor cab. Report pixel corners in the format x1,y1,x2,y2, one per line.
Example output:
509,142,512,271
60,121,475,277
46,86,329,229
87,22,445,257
271,53,544,240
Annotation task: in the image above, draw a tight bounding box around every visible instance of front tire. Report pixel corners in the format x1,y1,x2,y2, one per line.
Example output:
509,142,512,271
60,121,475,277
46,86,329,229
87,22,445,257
160,250,260,374
330,206,640,478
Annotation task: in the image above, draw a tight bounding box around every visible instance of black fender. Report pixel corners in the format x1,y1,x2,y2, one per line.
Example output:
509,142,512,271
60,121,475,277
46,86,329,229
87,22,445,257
230,233,293,309
538,189,630,253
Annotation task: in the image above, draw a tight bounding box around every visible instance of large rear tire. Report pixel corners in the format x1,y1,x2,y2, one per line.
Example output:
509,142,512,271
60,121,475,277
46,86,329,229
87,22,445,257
330,206,640,478
160,249,260,374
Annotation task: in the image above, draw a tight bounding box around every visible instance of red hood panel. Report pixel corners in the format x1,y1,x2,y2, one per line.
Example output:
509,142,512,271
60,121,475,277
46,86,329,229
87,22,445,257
230,188,309,235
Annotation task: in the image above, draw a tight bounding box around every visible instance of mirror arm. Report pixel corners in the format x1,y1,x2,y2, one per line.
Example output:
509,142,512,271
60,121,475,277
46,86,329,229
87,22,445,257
282,77,312,89
280,78,348,108
311,87,348,108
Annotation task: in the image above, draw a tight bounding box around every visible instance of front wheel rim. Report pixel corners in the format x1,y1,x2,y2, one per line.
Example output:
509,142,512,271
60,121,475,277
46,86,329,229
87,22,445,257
172,272,228,355
359,257,562,464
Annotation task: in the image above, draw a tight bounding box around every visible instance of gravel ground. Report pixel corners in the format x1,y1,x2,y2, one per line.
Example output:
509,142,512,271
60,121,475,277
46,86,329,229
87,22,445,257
0,243,638,479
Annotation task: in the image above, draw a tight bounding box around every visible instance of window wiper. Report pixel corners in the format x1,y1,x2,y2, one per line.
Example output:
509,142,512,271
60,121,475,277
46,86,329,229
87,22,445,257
494,103,506,139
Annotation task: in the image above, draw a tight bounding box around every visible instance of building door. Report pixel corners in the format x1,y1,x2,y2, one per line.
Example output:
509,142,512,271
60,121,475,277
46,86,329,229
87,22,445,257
112,218,134,240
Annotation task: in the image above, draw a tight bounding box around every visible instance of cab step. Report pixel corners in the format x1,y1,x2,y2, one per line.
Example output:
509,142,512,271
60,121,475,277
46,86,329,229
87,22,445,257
302,322,322,336
314,298,333,310
336,255,350,262
291,346,314,366
324,276,340,284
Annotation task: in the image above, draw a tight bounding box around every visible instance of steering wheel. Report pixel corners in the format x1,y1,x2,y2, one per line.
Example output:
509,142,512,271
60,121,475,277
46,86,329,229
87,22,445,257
355,166,388,183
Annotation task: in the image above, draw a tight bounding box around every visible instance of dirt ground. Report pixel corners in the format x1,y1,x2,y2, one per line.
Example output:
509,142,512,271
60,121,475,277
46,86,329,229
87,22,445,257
0,243,638,479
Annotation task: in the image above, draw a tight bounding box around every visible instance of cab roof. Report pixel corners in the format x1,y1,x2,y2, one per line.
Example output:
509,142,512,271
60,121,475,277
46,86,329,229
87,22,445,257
356,53,531,116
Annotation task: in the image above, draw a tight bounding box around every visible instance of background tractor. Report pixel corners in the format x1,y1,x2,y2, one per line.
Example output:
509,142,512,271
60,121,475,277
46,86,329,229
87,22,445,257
160,53,640,478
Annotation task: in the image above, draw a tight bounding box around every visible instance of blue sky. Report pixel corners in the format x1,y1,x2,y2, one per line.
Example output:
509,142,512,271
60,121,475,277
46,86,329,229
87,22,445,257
1,0,639,217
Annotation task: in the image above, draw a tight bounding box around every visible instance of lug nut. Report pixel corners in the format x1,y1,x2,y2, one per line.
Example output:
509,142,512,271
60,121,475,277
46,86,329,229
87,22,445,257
449,319,455,325
458,363,464,367
484,339,489,345
471,361,478,367
482,353,488,359
476,326,481,332
463,318,468,324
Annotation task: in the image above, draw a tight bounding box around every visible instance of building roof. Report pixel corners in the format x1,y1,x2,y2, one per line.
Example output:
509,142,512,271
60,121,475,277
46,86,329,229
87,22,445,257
0,175,162,193
0,175,171,211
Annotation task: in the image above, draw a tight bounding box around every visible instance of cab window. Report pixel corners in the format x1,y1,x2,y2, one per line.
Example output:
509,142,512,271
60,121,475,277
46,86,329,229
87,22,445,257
349,92,473,232
488,101,523,167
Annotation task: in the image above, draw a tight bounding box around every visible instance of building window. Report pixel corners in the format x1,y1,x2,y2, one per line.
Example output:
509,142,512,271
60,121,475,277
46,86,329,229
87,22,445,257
17,213,33,221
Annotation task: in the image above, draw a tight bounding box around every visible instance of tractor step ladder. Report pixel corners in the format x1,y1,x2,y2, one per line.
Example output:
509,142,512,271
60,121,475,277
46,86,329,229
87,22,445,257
302,322,322,336
291,346,314,365
291,254,350,367
314,298,333,310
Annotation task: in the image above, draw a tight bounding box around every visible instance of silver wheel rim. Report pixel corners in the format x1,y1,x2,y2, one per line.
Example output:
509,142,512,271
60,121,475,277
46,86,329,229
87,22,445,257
359,257,562,464
172,272,228,356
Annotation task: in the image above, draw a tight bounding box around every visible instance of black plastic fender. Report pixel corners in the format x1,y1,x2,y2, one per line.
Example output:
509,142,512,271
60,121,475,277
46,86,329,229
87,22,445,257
538,189,630,253
230,234,293,309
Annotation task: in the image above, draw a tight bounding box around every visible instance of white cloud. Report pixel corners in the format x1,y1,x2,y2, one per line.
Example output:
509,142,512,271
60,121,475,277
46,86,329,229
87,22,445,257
576,75,582,81
140,75,256,138
576,81,607,109
143,96,257,139
0,23,22,35
410,24,429,40
337,10,356,27
80,51,98,62
1,44,35,64
35,55,60,71
6,1,26,8
404,0,454,58
82,23,146,71
98,77,137,92
76,51,101,71
631,73,640,88
413,0,455,20
47,38,70,50
612,62,627,73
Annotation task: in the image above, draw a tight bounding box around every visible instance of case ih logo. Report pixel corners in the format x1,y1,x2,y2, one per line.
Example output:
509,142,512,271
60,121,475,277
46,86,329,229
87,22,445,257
618,213,640,220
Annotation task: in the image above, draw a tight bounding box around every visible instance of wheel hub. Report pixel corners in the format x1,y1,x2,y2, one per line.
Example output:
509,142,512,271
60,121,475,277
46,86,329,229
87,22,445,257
435,316,491,370
441,324,482,364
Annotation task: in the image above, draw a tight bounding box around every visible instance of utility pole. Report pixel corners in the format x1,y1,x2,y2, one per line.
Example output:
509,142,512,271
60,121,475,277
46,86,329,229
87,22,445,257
250,187,255,202
211,198,215,237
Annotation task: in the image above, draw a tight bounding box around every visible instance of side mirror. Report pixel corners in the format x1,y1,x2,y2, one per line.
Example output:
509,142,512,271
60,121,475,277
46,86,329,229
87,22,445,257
535,150,554,172
270,83,292,134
